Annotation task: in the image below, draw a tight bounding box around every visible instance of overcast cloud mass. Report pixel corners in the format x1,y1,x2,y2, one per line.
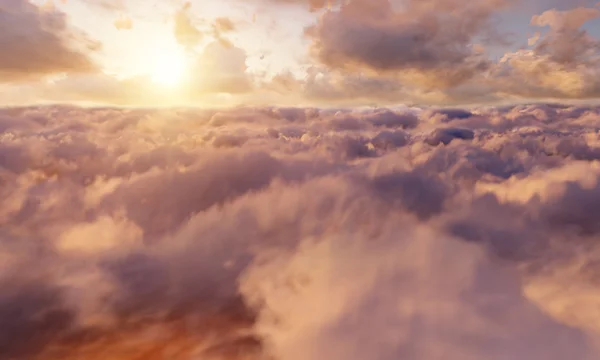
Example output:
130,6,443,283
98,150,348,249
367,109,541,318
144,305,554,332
2,103,600,359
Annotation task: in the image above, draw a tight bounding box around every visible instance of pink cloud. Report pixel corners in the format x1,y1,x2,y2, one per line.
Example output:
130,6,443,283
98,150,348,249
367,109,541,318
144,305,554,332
1,103,600,358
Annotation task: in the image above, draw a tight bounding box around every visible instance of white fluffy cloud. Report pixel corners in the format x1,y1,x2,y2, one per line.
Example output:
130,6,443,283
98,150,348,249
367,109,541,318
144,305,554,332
3,103,600,358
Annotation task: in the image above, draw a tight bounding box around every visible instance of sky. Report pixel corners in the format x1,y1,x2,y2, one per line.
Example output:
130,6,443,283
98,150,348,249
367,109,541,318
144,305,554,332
2,0,600,106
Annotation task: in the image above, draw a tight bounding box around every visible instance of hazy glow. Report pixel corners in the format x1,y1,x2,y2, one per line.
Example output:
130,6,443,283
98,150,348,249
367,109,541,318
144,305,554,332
150,49,188,87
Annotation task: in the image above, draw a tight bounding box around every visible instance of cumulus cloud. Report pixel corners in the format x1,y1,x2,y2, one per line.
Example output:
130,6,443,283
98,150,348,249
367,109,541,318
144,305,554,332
493,5,600,99
253,0,599,104
191,41,254,94
0,0,99,82
3,103,600,358
305,0,510,88
161,4,253,96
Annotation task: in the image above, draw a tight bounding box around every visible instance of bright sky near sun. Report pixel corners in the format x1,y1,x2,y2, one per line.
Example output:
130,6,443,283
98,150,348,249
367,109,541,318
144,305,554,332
2,0,600,106
53,0,308,78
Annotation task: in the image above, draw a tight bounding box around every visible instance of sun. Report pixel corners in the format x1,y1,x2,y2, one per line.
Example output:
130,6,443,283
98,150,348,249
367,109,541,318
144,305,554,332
150,50,188,87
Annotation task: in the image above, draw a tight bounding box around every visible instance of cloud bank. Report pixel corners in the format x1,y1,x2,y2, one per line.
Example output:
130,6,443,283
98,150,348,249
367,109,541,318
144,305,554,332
3,103,600,358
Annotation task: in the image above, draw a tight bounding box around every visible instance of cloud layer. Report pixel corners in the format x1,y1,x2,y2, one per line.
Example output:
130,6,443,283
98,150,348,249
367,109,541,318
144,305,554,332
3,103,600,358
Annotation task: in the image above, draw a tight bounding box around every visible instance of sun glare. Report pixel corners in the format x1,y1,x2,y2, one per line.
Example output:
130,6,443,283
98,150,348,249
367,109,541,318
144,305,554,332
150,50,187,87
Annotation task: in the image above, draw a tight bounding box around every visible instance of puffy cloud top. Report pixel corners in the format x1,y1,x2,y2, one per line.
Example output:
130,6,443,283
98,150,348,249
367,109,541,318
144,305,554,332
2,103,600,358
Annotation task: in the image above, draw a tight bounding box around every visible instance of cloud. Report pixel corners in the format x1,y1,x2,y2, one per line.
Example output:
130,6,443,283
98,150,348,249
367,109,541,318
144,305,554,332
213,17,236,32
240,0,342,11
305,0,510,88
301,67,410,103
191,41,254,94
173,2,203,49
113,16,133,30
0,0,99,82
209,16,238,46
28,63,251,106
249,1,598,105
530,6,600,65
492,5,600,99
241,225,594,360
3,103,600,358
247,1,600,105
5,0,600,106
38,73,159,105
79,0,126,11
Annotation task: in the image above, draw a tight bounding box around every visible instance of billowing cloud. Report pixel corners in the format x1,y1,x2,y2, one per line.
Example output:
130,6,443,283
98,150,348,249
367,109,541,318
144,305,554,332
530,6,600,65
493,5,600,99
248,0,598,104
0,0,99,82
305,0,510,88
3,103,600,358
